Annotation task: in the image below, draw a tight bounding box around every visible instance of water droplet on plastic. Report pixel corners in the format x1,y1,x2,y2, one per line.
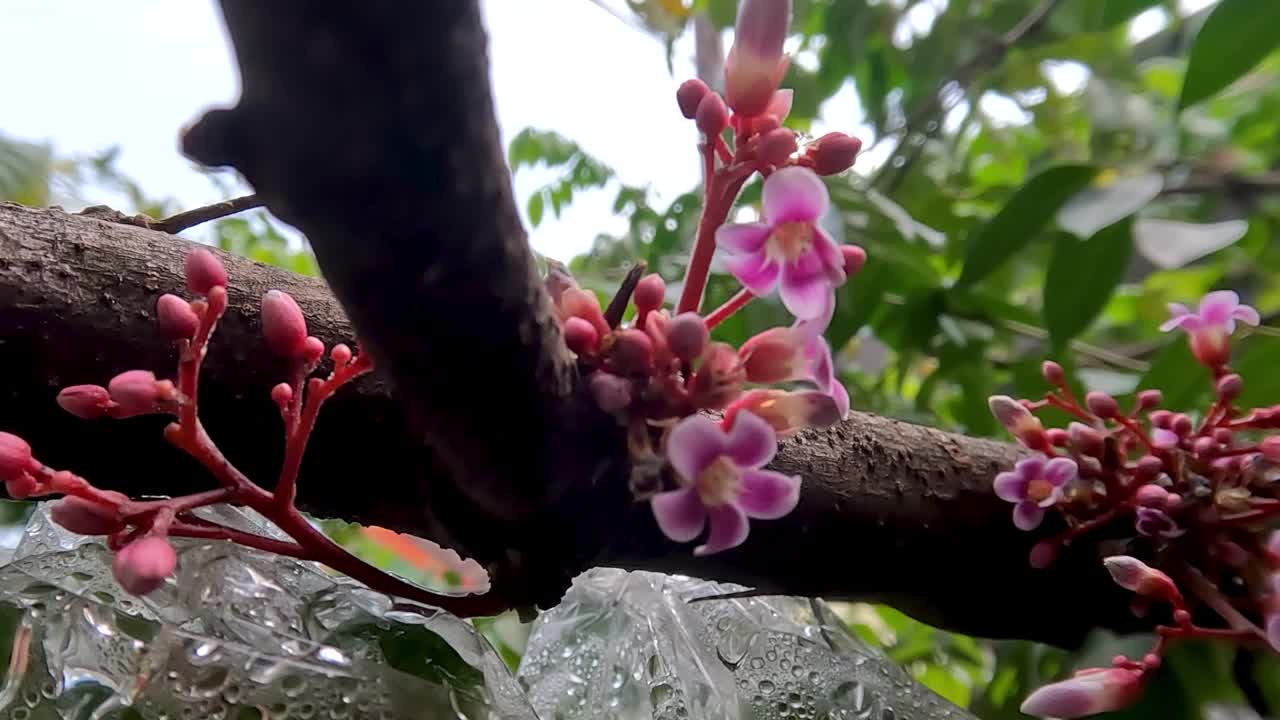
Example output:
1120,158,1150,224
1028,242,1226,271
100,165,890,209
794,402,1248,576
759,680,776,695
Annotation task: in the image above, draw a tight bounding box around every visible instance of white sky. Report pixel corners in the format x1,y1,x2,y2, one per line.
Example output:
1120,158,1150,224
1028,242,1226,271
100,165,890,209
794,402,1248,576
0,1,1214,262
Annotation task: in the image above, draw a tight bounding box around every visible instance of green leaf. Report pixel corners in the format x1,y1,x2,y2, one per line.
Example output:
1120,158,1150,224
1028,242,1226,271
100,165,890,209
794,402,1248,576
1101,0,1162,28
1233,334,1280,408
1043,220,1134,345
528,192,545,227
1137,340,1211,413
377,625,486,691
956,165,1098,289
1178,0,1280,111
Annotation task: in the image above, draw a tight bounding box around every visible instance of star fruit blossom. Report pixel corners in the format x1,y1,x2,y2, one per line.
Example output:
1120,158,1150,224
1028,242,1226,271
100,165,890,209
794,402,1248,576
651,411,800,556
716,166,847,321
993,455,1078,531
1159,290,1260,367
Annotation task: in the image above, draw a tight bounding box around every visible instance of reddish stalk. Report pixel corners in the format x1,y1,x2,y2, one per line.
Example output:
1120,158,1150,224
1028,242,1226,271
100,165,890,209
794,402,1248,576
704,288,755,329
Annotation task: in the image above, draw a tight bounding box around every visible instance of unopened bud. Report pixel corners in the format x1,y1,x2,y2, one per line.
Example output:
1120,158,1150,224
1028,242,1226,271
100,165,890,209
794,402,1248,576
1136,389,1162,409
695,92,730,137
544,267,577,307
724,389,840,439
808,132,862,175
564,316,600,355
1134,484,1169,508
1149,410,1173,428
261,290,309,358
112,536,177,596
1171,413,1193,435
51,496,124,536
739,327,802,384
184,248,228,295
57,384,113,420
1085,391,1119,418
156,294,199,341
1103,556,1183,606
1216,373,1243,402
5,473,39,500
1212,540,1249,568
757,128,797,166
1020,667,1145,719
330,343,353,367
1046,428,1070,446
1262,436,1280,462
0,432,34,480
724,0,791,117
108,370,162,416
988,395,1048,450
1029,540,1058,569
666,312,709,363
1194,436,1217,455
271,383,293,409
691,342,745,410
841,245,867,276
633,274,666,314
676,78,711,120
1068,422,1105,458
561,288,610,337
1133,455,1164,482
589,372,633,415
1041,361,1066,386
301,336,325,365
611,329,654,374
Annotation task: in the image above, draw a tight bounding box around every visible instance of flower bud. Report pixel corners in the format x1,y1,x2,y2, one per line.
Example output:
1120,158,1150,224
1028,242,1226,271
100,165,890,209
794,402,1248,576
695,92,730,137
676,78,711,120
261,290,309,358
841,245,867,277
724,389,840,439
330,343,353,367
1046,428,1070,446
1216,373,1243,402
763,89,793,123
5,473,39,500
1085,391,1119,418
545,267,577,307
156,294,199,341
633,274,666,314
1041,361,1066,387
301,336,325,365
184,248,228,295
1029,540,1058,569
1193,436,1217,456
1134,484,1169,508
57,384,113,420
757,128,797,166
51,496,124,536
0,432,34,481
1068,422,1105,458
724,0,791,117
108,370,162,416
807,132,862,176
1136,389,1162,409
1021,668,1145,719
112,536,177,595
691,342,745,410
988,395,1048,451
589,372,633,415
563,316,600,355
611,329,654,374
1211,539,1249,568
739,327,802,384
1171,413,1193,435
666,312,709,363
271,382,293,409
751,114,781,135
1103,556,1183,606
560,288,610,338
1149,410,1172,428
1190,326,1231,369
1262,436,1280,463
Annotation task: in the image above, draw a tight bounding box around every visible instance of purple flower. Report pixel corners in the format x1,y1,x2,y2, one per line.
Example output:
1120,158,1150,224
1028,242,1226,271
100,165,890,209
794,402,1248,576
1135,507,1184,539
993,455,1077,530
716,167,847,321
651,411,801,555
1160,291,1259,367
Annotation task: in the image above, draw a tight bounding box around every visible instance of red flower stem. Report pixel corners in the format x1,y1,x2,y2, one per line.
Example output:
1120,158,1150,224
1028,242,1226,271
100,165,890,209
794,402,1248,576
1045,394,1093,423
715,135,733,164
275,353,373,509
677,170,753,315
1113,417,1156,454
1051,501,1133,547
1215,444,1261,458
178,287,227,432
168,519,308,558
122,487,235,517
1219,503,1280,526
704,287,755,329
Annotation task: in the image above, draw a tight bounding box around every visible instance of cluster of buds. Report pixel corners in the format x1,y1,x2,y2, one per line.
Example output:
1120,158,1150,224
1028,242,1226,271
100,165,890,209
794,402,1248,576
987,291,1279,718
1,248,483,611
548,0,865,556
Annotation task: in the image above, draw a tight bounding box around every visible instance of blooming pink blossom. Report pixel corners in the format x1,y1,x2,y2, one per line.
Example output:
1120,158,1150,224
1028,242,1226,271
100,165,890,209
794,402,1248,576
1160,291,1260,367
993,455,1077,530
737,312,849,419
1021,667,1144,719
651,412,800,555
716,167,846,321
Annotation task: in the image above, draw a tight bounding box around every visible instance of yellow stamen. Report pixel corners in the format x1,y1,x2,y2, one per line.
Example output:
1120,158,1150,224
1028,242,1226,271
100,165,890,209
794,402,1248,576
697,456,741,507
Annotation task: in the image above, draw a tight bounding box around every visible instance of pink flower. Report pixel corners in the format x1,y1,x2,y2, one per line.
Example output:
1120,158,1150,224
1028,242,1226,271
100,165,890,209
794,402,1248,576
716,167,846,321
724,0,791,117
993,455,1077,530
1021,667,1144,719
651,412,800,555
738,312,849,419
1160,291,1259,368
723,389,841,439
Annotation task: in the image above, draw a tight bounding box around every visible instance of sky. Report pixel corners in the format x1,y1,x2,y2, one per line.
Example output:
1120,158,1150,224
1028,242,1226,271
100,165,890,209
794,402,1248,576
0,0,1210,262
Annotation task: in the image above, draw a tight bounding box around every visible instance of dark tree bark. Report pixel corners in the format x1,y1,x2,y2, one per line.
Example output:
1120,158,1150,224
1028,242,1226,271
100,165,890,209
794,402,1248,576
0,203,1141,644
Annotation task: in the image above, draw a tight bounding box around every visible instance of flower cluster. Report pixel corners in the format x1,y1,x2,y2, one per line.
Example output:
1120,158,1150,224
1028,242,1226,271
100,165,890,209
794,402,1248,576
550,0,864,556
0,248,491,612
986,290,1278,718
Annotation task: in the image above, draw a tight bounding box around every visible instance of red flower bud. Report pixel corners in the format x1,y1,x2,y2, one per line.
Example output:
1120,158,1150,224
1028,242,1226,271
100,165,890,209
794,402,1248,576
1085,391,1119,419
50,495,124,536
1104,555,1183,606
5,473,39,500
1136,389,1162,409
261,290,309,358
988,395,1049,451
589,372,633,415
271,382,294,409
184,248,228,295
0,432,34,480
676,78,711,120
757,128,797,166
695,92,730,137
1068,422,1105,458
1046,428,1070,446
564,316,600,355
1149,410,1172,428
301,336,325,365
633,274,666,314
666,312,709,364
1134,484,1170,508
156,294,199,341
739,327,802,384
841,245,867,277
108,370,162,416
113,536,177,595
1216,373,1242,402
59,384,113,420
808,132,862,176
1041,360,1066,387
611,329,654,374
691,342,745,410
1262,436,1280,463
724,0,791,117
1171,413,1193,435
560,288,610,338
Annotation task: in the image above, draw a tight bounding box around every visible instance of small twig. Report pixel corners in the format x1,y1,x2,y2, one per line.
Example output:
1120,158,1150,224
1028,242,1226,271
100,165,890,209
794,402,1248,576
604,262,647,328
150,194,263,234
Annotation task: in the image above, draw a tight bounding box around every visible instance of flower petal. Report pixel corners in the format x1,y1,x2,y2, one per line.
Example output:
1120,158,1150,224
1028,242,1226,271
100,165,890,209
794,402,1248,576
1231,303,1261,326
811,226,846,284
1036,486,1064,508
1043,457,1078,487
725,410,778,469
1267,615,1280,655
1015,455,1046,481
724,252,781,296
716,222,772,254
779,264,834,320
1158,313,1201,333
666,414,727,482
1013,501,1046,531
993,471,1028,502
764,89,793,122
1198,290,1239,327
830,380,850,419
737,469,800,519
762,166,829,225
651,488,707,543
695,504,750,555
